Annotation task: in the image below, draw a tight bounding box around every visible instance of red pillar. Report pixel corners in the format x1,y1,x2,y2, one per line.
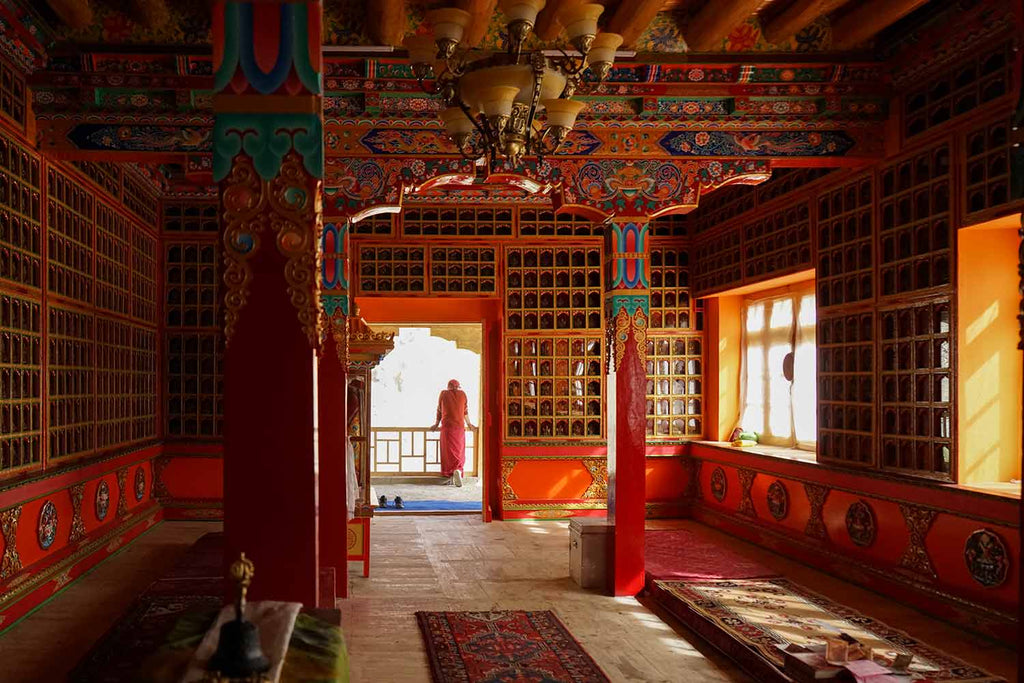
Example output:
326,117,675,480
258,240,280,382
318,220,350,600
215,0,324,604
605,219,650,596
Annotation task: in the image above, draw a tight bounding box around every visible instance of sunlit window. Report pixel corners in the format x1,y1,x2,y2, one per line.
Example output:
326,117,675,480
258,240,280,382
739,290,816,450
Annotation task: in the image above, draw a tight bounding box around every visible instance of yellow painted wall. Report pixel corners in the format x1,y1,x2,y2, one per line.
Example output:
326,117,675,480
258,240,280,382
706,296,742,441
957,219,1022,484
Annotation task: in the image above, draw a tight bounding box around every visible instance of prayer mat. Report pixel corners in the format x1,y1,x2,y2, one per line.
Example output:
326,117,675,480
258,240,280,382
645,528,779,584
652,578,1003,683
416,610,610,683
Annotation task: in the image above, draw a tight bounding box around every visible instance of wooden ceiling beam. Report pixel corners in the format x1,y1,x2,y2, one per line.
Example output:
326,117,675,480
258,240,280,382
45,0,93,30
684,0,763,52
368,0,407,47
459,0,501,48
534,0,581,42
830,0,929,51
607,0,666,48
128,0,171,31
761,0,851,45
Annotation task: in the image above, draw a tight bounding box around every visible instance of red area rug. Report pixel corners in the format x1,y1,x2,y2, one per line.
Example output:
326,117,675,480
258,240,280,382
416,610,610,683
645,528,778,583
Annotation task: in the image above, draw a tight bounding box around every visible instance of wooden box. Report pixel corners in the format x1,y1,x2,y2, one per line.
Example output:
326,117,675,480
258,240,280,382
569,517,610,590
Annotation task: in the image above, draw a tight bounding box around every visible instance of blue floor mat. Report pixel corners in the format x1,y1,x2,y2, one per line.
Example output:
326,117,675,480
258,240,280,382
377,499,482,512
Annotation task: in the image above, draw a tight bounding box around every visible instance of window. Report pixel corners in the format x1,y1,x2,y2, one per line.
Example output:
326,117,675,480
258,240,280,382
739,289,816,450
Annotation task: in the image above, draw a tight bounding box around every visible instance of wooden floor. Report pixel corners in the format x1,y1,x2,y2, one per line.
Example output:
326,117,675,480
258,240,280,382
0,517,1016,682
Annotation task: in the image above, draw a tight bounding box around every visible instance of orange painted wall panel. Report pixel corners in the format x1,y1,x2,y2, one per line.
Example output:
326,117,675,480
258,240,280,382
926,513,1018,610
505,460,593,500
749,474,809,535
16,489,74,568
646,458,687,500
822,490,909,566
701,463,741,510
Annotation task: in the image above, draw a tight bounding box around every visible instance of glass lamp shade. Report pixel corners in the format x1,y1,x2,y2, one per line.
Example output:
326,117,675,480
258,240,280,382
588,32,623,65
476,85,520,118
403,35,437,65
561,3,603,42
500,0,546,25
426,8,472,43
440,106,475,136
542,98,585,129
458,64,566,111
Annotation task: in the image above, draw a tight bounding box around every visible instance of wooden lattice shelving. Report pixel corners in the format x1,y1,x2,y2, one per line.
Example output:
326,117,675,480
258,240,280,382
95,202,131,316
903,40,1014,139
357,245,427,293
817,310,875,467
166,242,219,328
0,291,41,474
649,246,700,331
46,168,94,303
351,213,394,236
742,200,812,282
132,226,157,324
518,209,600,237
693,226,742,296
162,200,218,233
878,142,952,299
429,246,497,294
879,298,954,480
403,206,513,237
505,336,603,440
0,60,26,126
817,174,874,309
505,246,602,331
166,332,223,438
48,306,94,460
0,132,41,289
133,326,157,441
645,334,704,439
964,115,1018,220
95,316,132,449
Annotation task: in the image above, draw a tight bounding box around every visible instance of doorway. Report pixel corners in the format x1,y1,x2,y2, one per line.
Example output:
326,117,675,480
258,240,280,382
369,324,483,514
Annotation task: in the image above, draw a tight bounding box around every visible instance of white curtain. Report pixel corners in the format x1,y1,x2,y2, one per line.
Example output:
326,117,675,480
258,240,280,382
738,290,816,451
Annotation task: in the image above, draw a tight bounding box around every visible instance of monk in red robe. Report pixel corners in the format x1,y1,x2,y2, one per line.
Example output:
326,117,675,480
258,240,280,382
430,379,475,486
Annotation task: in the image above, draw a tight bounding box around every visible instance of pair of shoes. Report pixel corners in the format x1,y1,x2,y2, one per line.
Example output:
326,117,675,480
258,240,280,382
452,470,463,487
394,496,405,509
378,495,388,508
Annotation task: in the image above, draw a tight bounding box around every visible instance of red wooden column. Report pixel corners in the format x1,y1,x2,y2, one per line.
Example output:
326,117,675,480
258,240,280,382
214,0,325,604
318,221,350,600
604,219,651,596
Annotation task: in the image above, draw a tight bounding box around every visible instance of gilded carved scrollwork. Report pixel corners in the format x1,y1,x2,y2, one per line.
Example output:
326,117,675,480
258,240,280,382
1,506,22,580
68,484,87,544
582,458,609,499
898,503,938,578
803,482,829,540
609,304,649,372
116,468,129,518
501,460,517,501
221,152,320,346
737,468,756,517
152,456,170,500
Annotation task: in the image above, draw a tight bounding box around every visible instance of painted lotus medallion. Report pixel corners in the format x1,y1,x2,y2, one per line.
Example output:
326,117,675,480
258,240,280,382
964,529,1009,587
134,467,146,501
95,480,110,521
710,467,727,502
845,500,876,547
767,481,788,521
38,500,58,550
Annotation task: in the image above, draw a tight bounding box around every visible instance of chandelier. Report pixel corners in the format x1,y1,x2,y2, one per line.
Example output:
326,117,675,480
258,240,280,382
403,1,622,166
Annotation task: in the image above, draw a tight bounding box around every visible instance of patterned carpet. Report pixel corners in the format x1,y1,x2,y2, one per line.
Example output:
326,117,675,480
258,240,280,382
653,578,1003,683
644,528,779,583
416,610,610,683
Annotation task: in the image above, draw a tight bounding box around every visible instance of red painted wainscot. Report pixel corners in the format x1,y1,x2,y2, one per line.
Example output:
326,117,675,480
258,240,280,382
686,442,1019,645
155,442,224,521
0,444,162,633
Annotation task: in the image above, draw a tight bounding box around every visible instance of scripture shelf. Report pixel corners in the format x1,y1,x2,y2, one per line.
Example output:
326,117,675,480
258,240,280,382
48,306,94,460
0,132,41,290
645,335,704,439
505,336,604,440
817,310,876,467
0,291,41,474
505,246,603,331
817,174,875,309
